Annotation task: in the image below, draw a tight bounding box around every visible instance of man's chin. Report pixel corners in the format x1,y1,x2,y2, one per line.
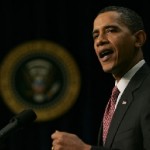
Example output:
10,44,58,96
102,67,113,73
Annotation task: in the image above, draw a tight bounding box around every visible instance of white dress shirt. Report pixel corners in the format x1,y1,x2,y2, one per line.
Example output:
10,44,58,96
115,59,145,108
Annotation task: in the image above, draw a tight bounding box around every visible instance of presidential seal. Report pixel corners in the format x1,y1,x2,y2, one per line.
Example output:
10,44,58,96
0,40,81,122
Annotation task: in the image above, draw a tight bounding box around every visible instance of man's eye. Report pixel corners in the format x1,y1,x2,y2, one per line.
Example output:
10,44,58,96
93,34,99,39
106,28,115,33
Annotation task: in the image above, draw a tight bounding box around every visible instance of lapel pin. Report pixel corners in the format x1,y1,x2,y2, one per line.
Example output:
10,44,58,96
122,101,127,105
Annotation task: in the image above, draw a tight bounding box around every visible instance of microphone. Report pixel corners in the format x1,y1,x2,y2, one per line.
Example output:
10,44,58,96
0,109,37,141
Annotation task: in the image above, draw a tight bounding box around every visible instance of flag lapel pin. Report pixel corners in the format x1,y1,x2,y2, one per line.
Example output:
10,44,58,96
122,101,127,105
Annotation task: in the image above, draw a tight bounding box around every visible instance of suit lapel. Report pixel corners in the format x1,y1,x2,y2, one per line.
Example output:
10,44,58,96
104,64,150,147
105,86,133,147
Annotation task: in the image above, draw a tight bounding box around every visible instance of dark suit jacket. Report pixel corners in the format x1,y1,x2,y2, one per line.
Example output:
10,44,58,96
91,63,150,150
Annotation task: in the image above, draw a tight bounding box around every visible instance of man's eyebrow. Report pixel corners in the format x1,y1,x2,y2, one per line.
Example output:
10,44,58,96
92,25,118,35
92,29,98,36
105,25,118,29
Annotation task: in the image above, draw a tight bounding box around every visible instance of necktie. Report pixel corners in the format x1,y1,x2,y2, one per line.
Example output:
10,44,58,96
102,86,120,144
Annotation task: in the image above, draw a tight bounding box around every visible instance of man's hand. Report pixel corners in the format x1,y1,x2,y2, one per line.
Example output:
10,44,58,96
51,130,91,150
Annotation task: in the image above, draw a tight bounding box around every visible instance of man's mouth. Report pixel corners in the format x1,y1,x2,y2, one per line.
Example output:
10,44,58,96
99,49,113,58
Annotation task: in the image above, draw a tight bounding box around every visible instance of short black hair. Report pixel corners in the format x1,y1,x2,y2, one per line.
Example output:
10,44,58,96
97,6,144,33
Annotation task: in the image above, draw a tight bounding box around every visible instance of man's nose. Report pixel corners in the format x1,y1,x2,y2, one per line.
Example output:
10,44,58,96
96,34,109,46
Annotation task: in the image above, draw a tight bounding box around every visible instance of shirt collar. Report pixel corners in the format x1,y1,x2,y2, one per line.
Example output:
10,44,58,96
116,59,145,93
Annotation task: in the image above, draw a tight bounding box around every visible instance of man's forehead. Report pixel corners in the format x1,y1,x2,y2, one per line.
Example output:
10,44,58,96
93,12,123,29
94,11,121,24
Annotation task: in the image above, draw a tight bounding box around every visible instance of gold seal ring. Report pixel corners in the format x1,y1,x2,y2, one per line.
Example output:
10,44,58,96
51,146,54,150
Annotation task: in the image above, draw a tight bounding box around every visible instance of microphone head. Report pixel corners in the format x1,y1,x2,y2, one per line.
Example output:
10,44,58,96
10,109,37,127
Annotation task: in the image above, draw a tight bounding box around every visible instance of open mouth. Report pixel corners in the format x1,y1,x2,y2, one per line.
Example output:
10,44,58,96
99,49,113,58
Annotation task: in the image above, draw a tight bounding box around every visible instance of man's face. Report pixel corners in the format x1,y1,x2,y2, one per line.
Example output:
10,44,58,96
93,11,138,78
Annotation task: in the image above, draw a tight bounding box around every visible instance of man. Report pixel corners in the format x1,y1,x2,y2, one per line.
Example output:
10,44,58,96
51,6,150,150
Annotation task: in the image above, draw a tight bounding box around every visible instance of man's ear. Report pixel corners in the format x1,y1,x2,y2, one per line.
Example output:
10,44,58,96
134,30,147,48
